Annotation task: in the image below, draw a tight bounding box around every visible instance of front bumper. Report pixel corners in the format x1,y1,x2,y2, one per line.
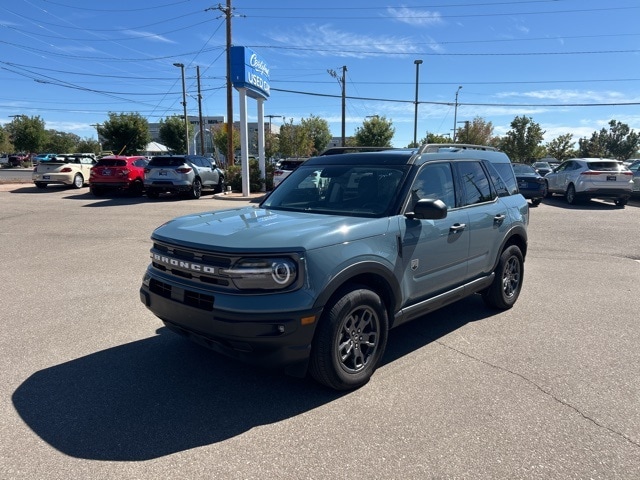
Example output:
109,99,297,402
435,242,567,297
139,273,322,376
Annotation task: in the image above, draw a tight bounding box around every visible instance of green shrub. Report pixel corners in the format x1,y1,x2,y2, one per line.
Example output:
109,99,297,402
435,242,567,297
226,158,274,192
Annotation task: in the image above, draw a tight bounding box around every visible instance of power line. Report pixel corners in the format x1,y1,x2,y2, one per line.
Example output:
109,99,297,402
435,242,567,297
270,87,640,108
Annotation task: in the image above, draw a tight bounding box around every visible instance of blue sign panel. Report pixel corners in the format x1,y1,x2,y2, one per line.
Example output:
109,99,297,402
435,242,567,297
230,46,270,99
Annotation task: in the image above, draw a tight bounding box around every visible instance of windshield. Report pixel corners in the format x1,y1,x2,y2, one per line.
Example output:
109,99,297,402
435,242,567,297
512,164,536,174
262,164,408,217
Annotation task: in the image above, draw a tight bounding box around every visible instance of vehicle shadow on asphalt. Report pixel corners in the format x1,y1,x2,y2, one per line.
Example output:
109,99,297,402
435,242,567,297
12,297,486,461
542,195,639,209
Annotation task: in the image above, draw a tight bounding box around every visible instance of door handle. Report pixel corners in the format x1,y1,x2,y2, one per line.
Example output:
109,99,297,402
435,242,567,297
494,214,506,224
450,223,466,233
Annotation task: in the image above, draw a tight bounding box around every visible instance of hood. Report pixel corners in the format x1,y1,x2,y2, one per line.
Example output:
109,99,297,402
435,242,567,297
151,206,392,252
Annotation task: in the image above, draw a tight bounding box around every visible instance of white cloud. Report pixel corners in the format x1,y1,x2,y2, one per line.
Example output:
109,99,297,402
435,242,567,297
268,24,420,58
122,30,175,44
386,7,444,27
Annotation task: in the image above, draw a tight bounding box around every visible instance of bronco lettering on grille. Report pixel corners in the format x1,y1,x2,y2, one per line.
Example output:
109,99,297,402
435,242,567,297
152,253,215,274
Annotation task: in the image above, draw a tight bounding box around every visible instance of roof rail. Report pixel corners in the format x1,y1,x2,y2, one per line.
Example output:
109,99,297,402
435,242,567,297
419,143,499,153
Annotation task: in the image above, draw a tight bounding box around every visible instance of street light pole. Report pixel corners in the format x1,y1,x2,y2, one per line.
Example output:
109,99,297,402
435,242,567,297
453,86,462,143
173,63,189,154
413,60,423,146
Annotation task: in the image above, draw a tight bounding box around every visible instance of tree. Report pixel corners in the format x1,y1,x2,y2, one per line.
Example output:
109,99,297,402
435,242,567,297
99,112,151,155
0,125,14,153
353,115,395,147
8,115,47,154
212,123,240,164
498,116,545,163
159,115,191,153
455,116,494,145
416,133,450,145
577,120,639,160
300,114,332,155
76,138,101,154
279,118,313,157
545,133,575,162
44,130,80,153
265,130,280,161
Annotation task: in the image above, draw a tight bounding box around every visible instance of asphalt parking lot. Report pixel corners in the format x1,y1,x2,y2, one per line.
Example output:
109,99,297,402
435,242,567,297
1,184,639,479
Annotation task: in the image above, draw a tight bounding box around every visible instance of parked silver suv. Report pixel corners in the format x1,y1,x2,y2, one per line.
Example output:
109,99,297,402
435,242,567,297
144,155,225,199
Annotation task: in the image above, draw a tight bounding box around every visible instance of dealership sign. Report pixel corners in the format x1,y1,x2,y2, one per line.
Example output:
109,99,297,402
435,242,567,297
230,46,270,99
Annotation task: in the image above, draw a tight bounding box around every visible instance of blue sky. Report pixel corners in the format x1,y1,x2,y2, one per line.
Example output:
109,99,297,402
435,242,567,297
1,0,639,149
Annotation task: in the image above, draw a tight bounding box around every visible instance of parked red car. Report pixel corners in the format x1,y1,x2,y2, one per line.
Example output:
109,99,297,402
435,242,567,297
89,155,148,196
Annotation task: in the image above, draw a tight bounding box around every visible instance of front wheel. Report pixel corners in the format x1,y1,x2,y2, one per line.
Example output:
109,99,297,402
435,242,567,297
309,286,388,390
530,198,542,207
214,176,225,194
614,197,628,207
482,245,524,310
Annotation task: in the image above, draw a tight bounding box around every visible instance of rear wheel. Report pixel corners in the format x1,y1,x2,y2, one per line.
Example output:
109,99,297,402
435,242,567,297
531,198,542,206
614,197,628,207
565,184,577,204
309,285,388,390
35,182,47,189
482,245,524,310
90,186,105,196
72,173,84,189
130,180,144,196
188,179,202,199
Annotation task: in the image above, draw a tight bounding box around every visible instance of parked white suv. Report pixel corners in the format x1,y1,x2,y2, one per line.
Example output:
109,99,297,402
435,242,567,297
544,158,633,206
144,155,225,199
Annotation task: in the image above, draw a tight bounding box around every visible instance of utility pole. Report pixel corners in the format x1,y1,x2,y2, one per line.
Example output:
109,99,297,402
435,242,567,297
197,66,205,155
453,86,462,143
328,66,347,146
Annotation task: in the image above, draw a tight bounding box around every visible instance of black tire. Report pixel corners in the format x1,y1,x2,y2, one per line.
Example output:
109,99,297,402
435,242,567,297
614,197,628,207
90,186,105,197
531,198,541,207
35,182,47,189
130,180,144,196
309,285,388,390
146,189,160,199
188,179,202,199
565,184,577,204
214,176,225,194
482,245,524,310
72,173,84,189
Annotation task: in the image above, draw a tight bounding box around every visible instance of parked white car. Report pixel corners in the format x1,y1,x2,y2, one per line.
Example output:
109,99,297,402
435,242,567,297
544,158,633,207
32,154,96,189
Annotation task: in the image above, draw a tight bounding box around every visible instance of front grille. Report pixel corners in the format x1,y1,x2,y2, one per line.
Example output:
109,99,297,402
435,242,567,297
149,278,214,311
151,241,234,290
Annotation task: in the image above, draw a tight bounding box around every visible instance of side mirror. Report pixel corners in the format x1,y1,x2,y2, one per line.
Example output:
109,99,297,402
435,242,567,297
405,198,448,220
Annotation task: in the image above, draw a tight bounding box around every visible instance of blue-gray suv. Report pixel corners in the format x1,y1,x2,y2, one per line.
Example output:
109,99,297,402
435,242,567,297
140,145,529,390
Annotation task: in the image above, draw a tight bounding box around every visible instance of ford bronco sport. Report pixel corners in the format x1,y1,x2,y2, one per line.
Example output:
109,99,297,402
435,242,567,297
140,144,528,390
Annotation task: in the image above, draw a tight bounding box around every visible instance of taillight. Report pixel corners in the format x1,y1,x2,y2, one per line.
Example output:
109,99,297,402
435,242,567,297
119,169,130,177
176,167,192,174
60,167,72,173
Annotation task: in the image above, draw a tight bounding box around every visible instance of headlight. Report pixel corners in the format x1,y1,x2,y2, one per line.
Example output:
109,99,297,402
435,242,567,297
225,257,299,290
